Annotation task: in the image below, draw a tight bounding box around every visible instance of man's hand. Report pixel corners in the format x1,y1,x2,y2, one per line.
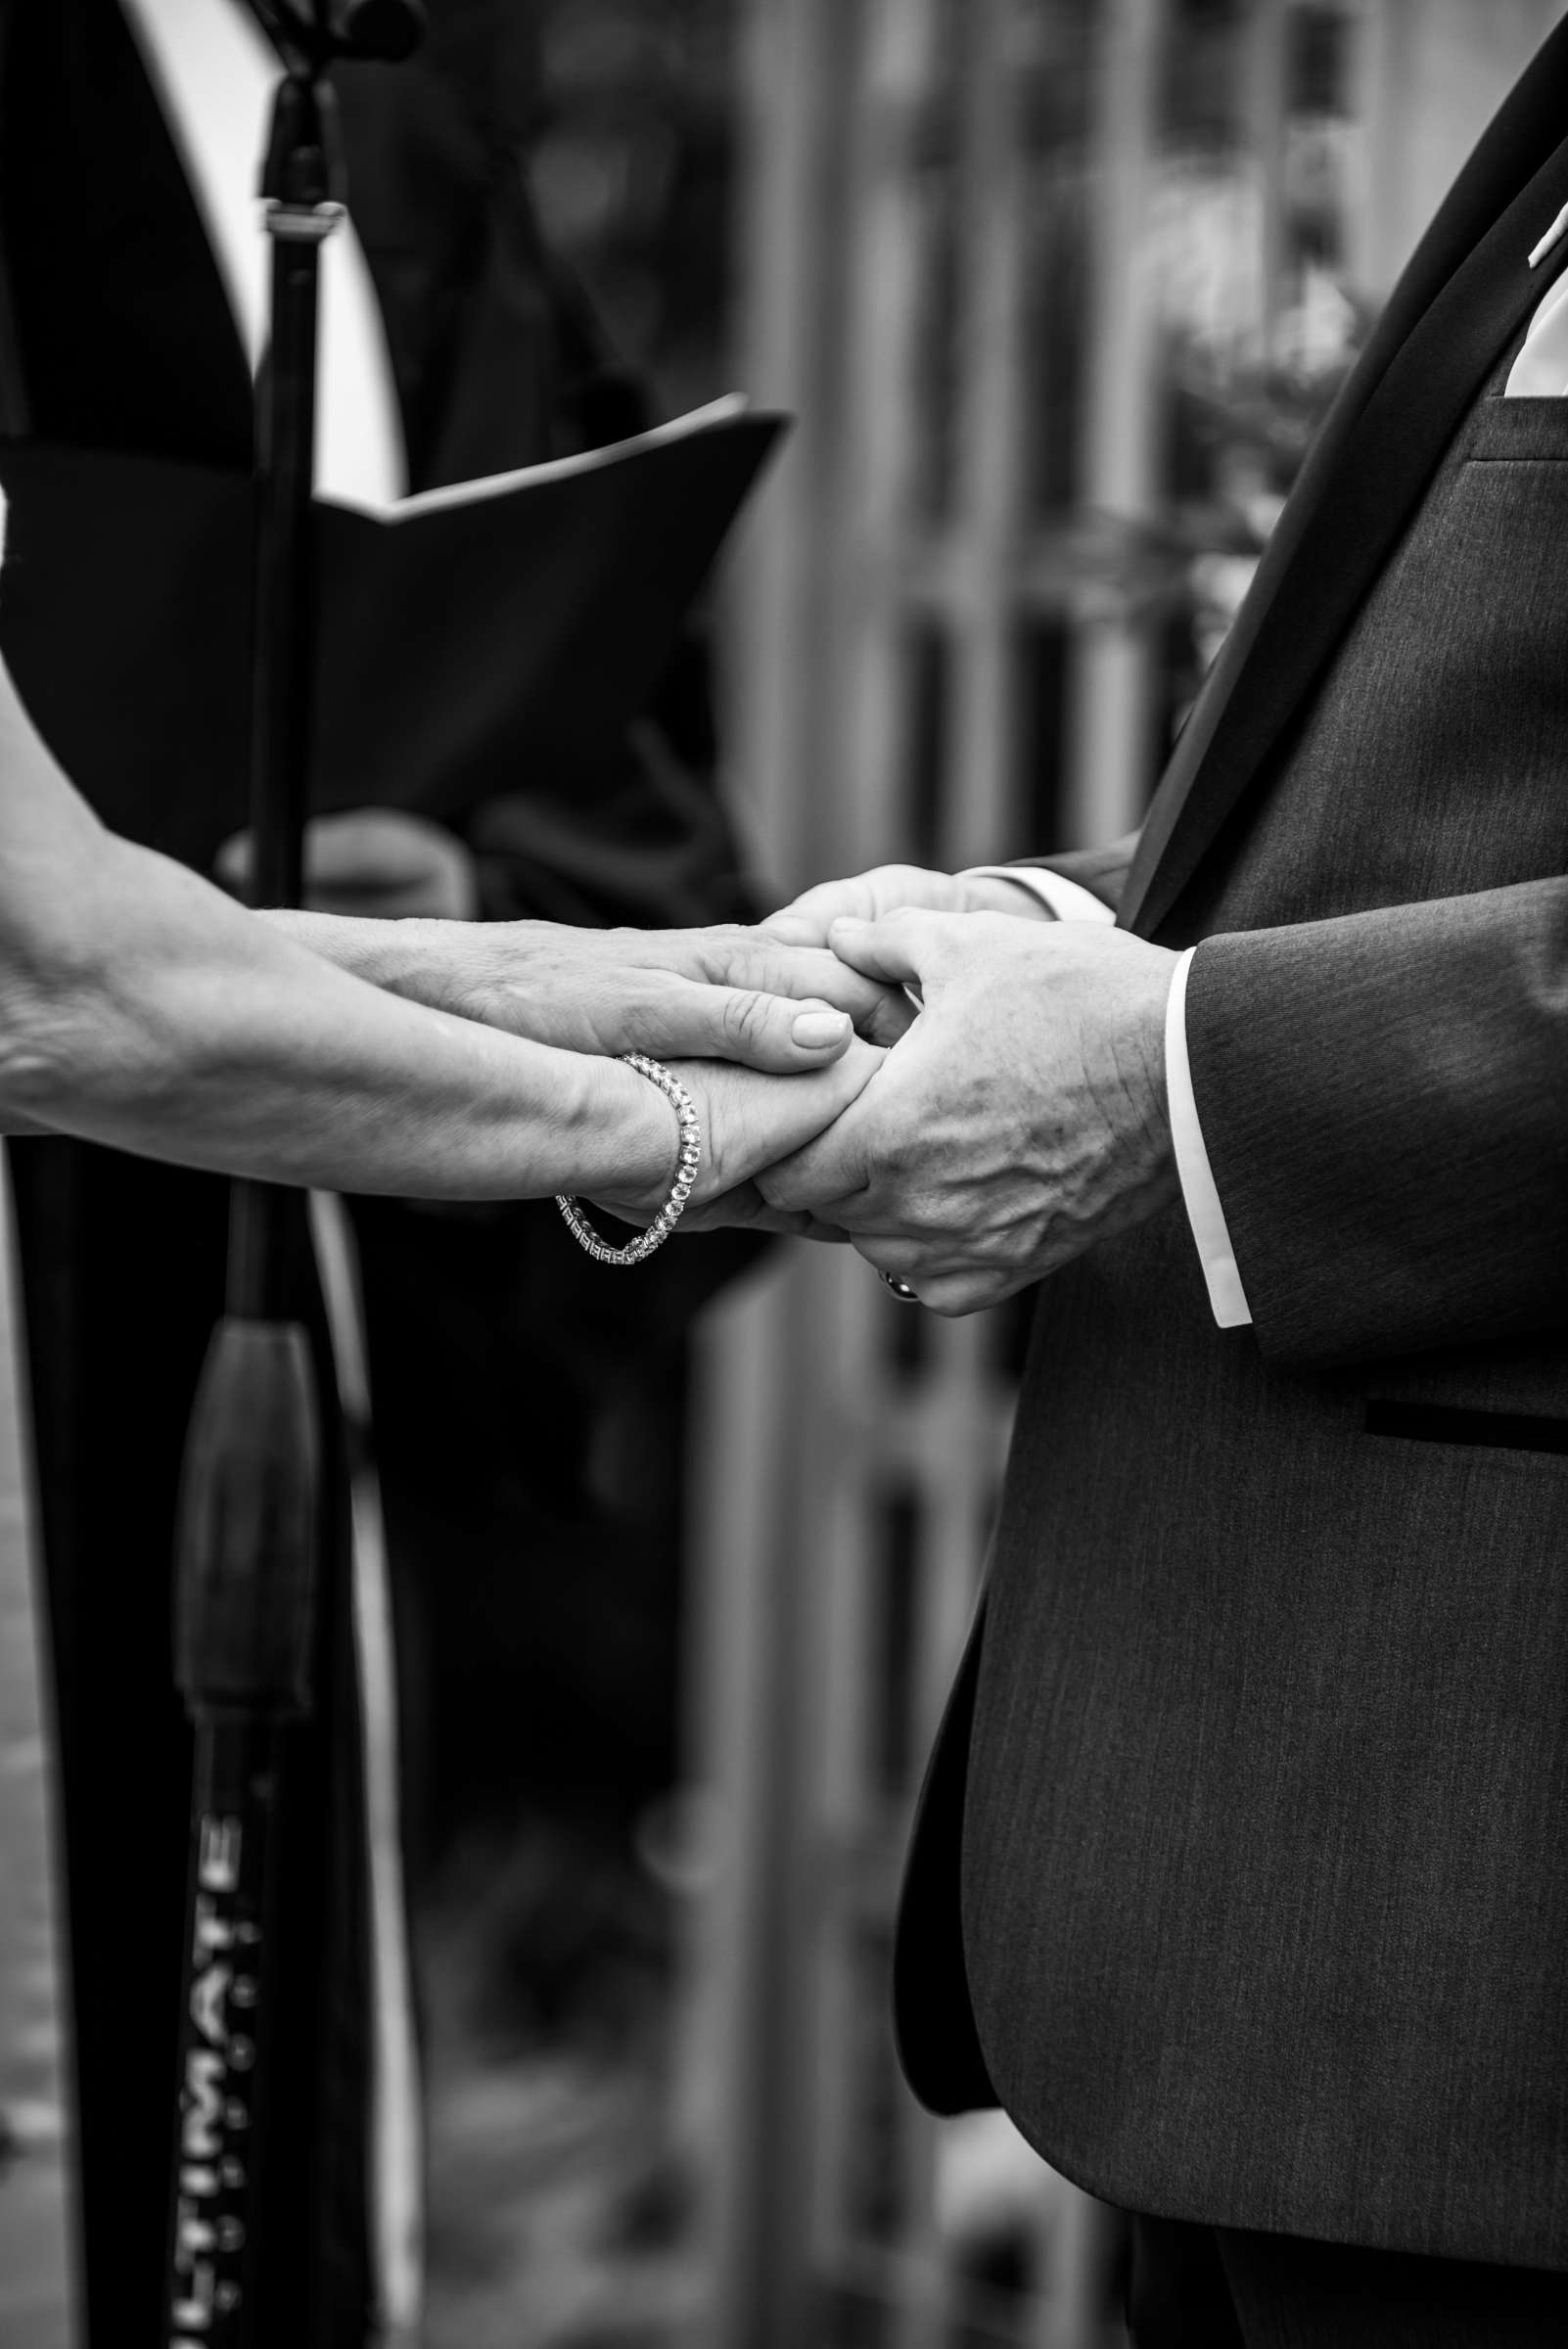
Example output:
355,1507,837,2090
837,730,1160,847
218,808,481,922
259,907,909,1073
755,910,1182,1313
762,862,1055,948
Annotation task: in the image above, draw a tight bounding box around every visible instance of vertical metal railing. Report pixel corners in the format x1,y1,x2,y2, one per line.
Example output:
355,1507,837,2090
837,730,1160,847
693,3,1166,2342
898,8,1031,2339
817,9,941,2330
684,10,864,2341
1244,0,1290,353
1062,0,1172,850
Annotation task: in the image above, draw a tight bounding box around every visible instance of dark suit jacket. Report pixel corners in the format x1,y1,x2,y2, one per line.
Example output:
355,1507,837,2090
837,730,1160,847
896,17,1568,2273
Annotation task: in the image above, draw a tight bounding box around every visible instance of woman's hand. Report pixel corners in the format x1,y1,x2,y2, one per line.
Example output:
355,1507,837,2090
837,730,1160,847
585,1037,886,1238
259,909,906,1070
0,642,874,1209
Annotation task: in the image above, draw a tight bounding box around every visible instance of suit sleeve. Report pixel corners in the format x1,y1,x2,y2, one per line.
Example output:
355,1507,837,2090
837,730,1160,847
1184,876,1568,1366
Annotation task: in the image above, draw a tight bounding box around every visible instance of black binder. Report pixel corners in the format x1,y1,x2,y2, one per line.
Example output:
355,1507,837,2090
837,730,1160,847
0,397,786,873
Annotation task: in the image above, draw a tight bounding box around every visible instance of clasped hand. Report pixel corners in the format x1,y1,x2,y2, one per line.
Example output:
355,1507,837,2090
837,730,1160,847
237,813,913,1226
590,884,1182,1298
249,816,1180,1284
676,887,1183,1313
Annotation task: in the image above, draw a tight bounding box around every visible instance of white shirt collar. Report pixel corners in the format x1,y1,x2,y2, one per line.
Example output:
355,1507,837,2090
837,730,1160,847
117,0,407,504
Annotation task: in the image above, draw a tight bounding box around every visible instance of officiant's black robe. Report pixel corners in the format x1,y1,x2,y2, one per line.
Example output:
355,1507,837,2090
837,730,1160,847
0,6,756,2343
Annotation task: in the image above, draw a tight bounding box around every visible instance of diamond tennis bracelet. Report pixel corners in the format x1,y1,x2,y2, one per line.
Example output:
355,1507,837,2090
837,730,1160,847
555,1052,702,1267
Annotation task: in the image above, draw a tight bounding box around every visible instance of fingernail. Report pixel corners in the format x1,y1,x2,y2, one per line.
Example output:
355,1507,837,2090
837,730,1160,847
792,1008,850,1049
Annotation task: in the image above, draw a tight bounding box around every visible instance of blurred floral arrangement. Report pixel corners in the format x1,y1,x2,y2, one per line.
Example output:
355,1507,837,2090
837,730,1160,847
1042,149,1372,696
1173,254,1369,669
1154,120,1372,667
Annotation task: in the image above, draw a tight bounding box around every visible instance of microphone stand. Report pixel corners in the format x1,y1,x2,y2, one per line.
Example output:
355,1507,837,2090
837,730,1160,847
164,8,422,2342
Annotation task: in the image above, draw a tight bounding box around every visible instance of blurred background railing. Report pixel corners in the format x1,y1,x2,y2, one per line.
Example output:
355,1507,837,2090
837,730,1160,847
1,4,1564,2346
687,5,1564,2347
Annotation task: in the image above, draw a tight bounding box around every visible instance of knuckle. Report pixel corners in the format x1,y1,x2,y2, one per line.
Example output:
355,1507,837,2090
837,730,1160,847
699,925,757,975
759,910,815,944
755,943,819,996
722,989,778,1053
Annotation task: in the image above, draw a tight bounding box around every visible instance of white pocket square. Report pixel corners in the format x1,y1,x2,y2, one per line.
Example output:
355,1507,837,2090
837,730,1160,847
1507,266,1568,396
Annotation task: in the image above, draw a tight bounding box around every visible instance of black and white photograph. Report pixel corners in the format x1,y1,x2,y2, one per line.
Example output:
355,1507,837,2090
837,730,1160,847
0,2,1565,2344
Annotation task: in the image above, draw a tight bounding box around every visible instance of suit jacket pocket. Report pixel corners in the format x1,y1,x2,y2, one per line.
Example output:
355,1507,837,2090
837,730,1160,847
1364,1400,1568,1453
1467,396,1568,461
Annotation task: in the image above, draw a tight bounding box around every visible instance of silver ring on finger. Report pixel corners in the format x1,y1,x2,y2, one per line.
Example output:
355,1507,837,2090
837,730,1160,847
879,1269,921,1305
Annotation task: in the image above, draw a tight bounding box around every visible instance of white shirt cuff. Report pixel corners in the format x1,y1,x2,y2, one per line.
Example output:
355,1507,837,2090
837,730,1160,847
961,864,1117,926
1166,946,1252,1327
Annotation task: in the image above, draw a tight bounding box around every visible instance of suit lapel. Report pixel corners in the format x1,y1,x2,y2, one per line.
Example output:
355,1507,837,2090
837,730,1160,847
1121,20,1568,938
0,0,252,465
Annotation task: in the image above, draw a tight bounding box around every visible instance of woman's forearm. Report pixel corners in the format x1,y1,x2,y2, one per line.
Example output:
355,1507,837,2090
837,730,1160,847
0,673,674,1199
2,832,678,1197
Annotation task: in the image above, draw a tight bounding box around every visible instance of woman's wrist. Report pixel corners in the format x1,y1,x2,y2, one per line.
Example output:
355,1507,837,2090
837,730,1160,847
568,1052,682,1210
255,906,427,993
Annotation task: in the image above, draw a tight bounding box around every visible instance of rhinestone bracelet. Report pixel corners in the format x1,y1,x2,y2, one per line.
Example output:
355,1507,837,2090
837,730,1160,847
555,1052,702,1267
